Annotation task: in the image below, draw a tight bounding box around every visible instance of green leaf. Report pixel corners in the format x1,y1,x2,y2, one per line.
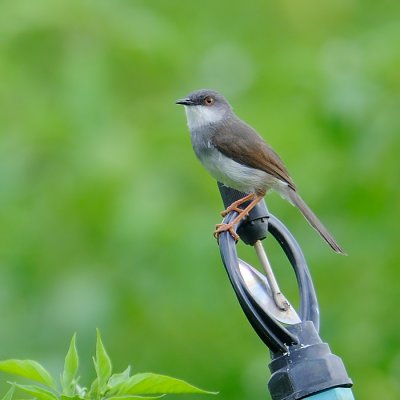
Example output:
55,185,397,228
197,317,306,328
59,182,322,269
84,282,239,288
112,373,216,396
61,395,84,400
0,360,55,388
62,334,79,396
88,375,99,399
94,330,112,392
13,383,58,400
107,367,131,389
1,385,15,400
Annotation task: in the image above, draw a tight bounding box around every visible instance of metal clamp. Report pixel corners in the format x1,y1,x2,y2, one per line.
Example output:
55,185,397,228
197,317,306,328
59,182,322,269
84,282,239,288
217,184,353,399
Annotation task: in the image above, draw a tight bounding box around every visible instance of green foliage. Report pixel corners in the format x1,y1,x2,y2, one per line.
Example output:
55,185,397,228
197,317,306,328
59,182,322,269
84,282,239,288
0,360,55,389
13,383,58,400
0,333,215,400
1,386,14,400
62,334,79,396
109,374,212,396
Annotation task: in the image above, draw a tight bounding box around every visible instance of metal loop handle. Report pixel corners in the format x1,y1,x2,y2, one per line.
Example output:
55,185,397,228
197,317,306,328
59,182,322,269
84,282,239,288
218,204,320,351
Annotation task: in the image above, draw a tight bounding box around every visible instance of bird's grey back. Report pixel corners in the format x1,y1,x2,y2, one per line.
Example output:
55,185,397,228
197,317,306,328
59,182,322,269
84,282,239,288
190,115,295,189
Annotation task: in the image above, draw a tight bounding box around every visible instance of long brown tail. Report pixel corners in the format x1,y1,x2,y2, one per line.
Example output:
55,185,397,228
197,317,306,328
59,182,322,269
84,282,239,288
286,189,346,255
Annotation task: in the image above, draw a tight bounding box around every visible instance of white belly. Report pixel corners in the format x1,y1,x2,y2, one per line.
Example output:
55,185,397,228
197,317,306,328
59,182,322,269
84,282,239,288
199,147,287,195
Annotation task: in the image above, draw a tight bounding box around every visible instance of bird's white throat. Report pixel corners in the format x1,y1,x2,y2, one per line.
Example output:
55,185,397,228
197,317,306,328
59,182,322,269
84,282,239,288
184,105,225,130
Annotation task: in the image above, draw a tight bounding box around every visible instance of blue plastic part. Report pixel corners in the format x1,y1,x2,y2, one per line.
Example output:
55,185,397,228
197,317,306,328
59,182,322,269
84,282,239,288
306,388,355,400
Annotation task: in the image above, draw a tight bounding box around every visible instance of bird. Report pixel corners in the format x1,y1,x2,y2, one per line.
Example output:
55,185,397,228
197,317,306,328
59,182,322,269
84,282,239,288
176,89,345,254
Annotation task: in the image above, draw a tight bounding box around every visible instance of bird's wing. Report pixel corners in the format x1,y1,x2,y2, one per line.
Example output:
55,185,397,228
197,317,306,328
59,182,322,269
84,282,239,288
211,118,296,190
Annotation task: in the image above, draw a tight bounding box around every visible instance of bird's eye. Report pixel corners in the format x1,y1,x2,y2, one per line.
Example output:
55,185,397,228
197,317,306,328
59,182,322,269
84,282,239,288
204,96,215,106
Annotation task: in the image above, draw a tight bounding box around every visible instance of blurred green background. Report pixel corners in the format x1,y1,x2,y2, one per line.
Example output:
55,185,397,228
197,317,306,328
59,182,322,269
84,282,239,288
0,0,399,399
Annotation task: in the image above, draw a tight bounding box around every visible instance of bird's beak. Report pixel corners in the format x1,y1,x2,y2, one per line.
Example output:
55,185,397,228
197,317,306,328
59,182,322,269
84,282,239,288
175,98,194,106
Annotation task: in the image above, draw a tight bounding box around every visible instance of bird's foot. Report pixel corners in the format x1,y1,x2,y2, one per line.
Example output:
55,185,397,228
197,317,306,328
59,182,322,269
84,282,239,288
220,204,245,217
214,223,239,242
220,193,256,217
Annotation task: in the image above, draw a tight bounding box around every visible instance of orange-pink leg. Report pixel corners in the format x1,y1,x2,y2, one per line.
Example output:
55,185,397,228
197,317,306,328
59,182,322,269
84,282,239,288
214,194,264,242
220,193,256,216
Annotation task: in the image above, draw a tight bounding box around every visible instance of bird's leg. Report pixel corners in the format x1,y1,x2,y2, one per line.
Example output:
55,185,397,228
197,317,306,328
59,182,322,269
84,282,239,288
220,193,256,216
214,194,264,241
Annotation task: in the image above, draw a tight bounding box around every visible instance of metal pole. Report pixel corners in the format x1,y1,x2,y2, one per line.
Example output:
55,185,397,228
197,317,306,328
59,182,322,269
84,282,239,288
253,240,290,311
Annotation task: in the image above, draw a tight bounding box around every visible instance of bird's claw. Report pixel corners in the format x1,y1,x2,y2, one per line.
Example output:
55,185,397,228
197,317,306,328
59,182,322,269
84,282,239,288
214,223,239,242
220,205,245,217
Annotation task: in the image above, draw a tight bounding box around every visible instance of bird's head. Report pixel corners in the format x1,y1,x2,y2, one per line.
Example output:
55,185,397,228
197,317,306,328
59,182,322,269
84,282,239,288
176,89,232,130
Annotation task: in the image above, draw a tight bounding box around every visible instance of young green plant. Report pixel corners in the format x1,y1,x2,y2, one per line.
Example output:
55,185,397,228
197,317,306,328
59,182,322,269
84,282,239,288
0,330,216,400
